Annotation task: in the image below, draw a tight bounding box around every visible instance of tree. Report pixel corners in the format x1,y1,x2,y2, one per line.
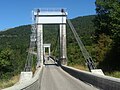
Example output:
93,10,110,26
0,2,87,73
95,0,120,38
95,34,112,63
0,48,14,79
94,0,120,71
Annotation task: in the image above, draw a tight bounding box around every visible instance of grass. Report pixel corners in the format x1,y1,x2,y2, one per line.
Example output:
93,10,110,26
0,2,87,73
105,71,120,78
69,65,120,78
69,64,88,71
0,75,19,90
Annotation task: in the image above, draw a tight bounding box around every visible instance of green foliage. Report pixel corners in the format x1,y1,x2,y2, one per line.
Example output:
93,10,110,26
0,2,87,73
70,15,95,46
95,0,120,37
0,48,14,79
0,25,31,80
94,0,120,72
105,71,120,78
94,34,112,64
0,48,12,68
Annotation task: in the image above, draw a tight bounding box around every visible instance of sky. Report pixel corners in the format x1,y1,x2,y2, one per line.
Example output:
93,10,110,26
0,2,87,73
0,0,96,30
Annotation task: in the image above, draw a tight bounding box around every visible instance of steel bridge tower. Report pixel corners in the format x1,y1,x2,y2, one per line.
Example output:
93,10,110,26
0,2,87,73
34,8,67,66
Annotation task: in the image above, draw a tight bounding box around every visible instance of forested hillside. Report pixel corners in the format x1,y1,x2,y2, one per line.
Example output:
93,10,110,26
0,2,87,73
0,25,31,80
0,15,95,81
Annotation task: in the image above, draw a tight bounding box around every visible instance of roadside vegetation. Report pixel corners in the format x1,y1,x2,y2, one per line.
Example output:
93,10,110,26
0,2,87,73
0,75,19,89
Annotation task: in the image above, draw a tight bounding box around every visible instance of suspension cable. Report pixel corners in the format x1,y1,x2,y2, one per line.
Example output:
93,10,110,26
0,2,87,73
67,19,95,71
24,11,37,71
52,25,59,57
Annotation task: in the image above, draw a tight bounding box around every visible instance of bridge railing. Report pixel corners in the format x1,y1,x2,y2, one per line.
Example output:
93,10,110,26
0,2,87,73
3,67,43,90
61,65,120,90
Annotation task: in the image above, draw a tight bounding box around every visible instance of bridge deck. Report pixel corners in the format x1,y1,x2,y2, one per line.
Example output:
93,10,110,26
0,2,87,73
40,59,99,90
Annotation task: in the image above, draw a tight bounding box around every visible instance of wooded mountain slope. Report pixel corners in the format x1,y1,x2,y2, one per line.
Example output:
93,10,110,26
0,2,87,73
0,15,99,80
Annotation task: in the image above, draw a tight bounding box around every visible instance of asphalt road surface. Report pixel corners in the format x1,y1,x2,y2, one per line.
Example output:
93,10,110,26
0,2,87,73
40,58,99,90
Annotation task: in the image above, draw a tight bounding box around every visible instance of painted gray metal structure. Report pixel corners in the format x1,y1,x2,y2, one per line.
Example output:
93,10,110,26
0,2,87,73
24,16,36,71
34,8,67,65
33,9,44,67
43,44,51,57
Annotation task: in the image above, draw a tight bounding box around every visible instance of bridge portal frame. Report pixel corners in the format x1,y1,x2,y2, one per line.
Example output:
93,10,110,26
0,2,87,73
34,8,67,66
43,44,51,57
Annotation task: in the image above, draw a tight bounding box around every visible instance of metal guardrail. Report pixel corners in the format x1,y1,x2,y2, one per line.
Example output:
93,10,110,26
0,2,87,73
61,65,120,90
3,67,43,90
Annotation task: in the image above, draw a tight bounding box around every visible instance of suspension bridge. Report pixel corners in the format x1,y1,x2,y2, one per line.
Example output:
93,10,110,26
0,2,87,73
3,8,120,90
